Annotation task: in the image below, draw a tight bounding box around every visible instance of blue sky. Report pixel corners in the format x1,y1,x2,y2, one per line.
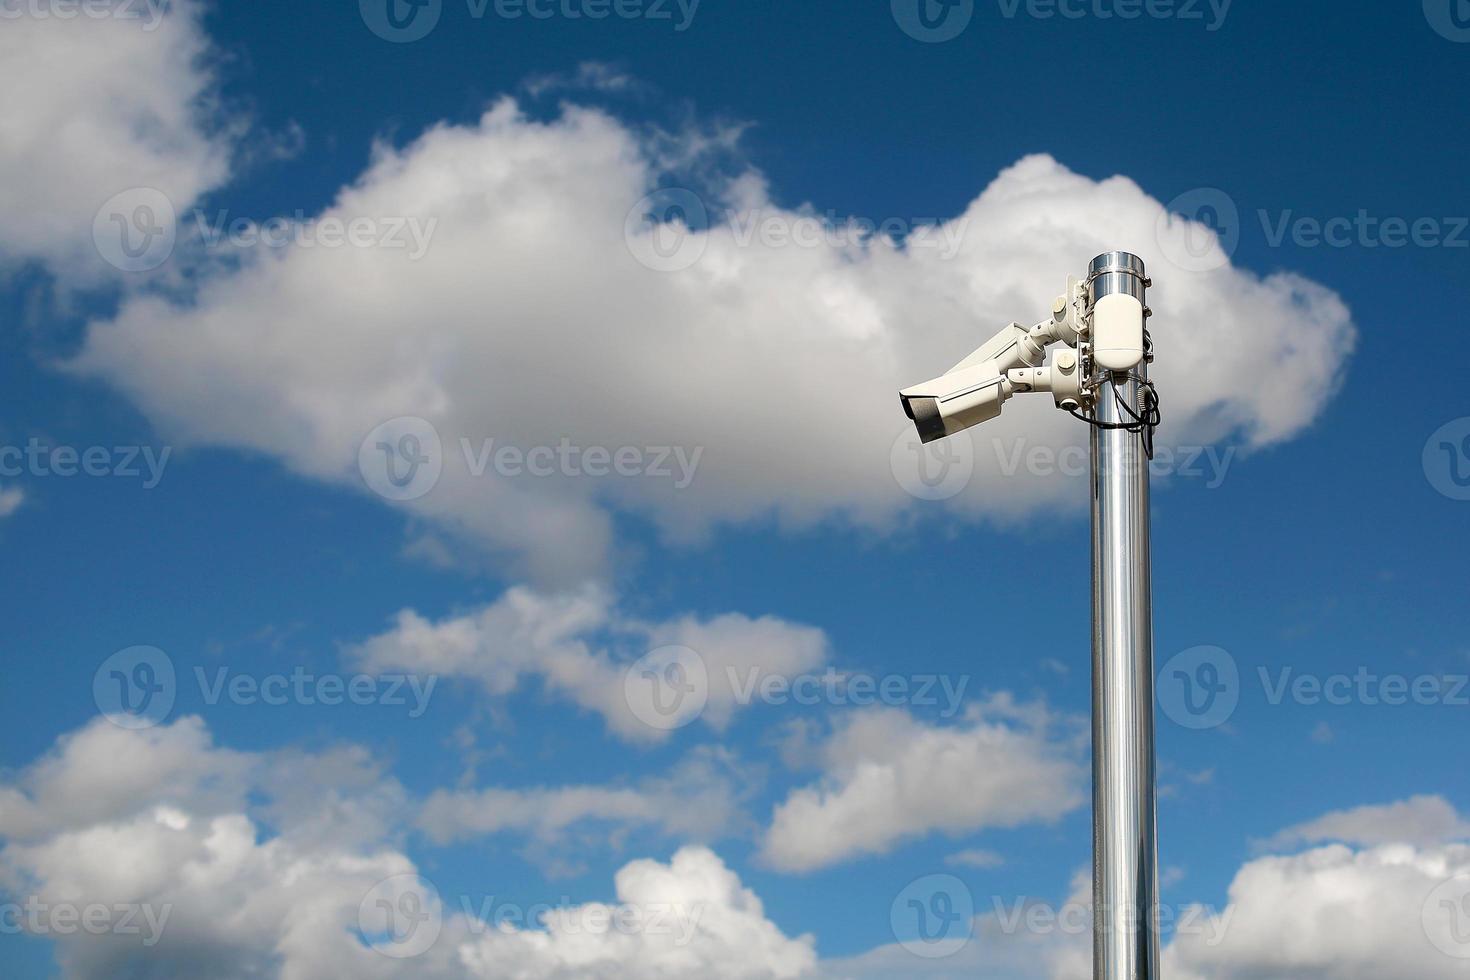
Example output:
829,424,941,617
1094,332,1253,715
1,1,1468,978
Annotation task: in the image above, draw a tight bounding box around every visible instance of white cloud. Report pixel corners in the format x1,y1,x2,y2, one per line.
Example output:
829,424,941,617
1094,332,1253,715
417,746,752,847
0,717,419,980
68,96,1355,583
759,698,1084,872
458,846,817,980
1044,807,1470,980
0,717,816,980
1165,841,1470,980
349,585,828,743
0,486,22,517
830,801,1470,980
946,849,1005,870
0,715,251,840
0,0,231,282
1261,794,1470,850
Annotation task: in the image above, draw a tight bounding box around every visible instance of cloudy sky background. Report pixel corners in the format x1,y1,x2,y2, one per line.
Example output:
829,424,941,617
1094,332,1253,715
1,0,1468,977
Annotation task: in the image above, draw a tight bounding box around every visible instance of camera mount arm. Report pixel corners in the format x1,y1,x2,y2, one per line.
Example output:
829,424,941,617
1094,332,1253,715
898,275,1096,443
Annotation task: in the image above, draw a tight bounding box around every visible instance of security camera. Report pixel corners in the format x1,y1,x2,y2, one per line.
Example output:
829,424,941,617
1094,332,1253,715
900,360,1014,445
898,256,1154,446
899,278,1091,443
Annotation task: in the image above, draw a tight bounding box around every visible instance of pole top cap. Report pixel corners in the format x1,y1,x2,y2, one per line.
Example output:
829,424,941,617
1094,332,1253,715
1089,251,1147,280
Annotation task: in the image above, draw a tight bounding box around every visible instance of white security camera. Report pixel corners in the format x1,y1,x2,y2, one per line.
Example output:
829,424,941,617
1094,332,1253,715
899,275,1095,443
900,260,1155,444
900,358,1014,445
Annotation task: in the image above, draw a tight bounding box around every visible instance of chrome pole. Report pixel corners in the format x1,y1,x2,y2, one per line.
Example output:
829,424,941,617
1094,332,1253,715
1088,251,1160,980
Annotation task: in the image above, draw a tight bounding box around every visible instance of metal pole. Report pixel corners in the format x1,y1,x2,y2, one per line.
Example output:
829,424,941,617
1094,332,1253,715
1088,251,1160,980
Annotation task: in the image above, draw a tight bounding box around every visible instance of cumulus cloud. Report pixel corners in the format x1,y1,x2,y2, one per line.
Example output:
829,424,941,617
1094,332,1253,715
759,698,1085,872
0,717,816,980
417,746,753,847
1260,794,1470,850
0,717,415,979
1165,841,1470,980
0,0,231,282
457,846,817,980
68,96,1355,583
349,585,829,743
0,715,252,840
830,801,1470,980
1043,806,1470,980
